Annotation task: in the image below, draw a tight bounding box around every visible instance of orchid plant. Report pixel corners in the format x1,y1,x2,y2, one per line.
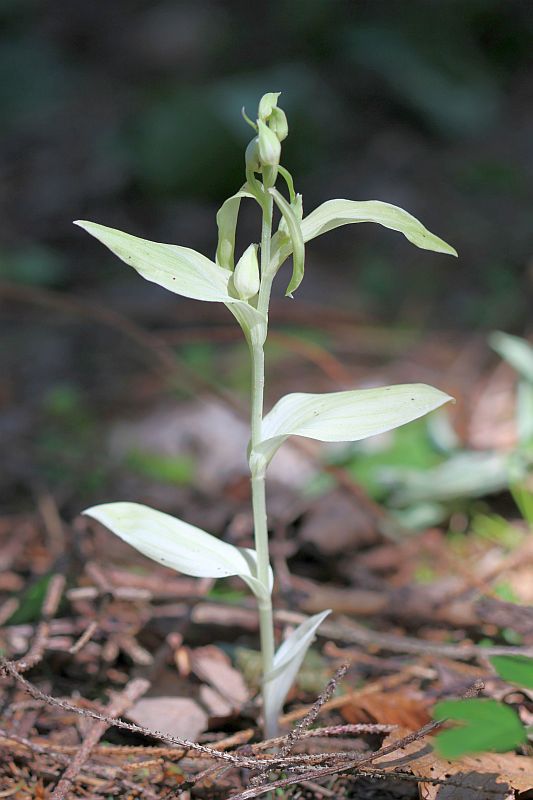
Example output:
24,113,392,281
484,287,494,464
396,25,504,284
76,92,456,738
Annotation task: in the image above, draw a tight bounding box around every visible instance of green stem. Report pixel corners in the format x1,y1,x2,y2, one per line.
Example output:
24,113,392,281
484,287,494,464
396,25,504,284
249,177,276,737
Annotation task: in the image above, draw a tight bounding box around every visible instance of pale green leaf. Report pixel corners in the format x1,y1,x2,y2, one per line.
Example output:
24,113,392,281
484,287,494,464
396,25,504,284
269,188,305,296
388,450,517,506
74,220,264,331
255,383,453,464
301,200,458,255
215,186,254,270
517,380,533,444
83,502,272,600
490,331,533,383
277,165,296,203
270,198,457,273
263,610,330,737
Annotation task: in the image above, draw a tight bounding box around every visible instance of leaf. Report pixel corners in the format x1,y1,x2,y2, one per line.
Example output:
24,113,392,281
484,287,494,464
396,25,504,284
255,383,453,465
215,185,254,270
511,481,533,525
263,610,330,736
74,221,264,332
6,574,54,625
340,688,431,729
301,200,458,255
190,645,249,708
490,331,533,383
128,697,207,741
376,725,532,799
433,699,526,758
125,449,194,485
490,655,533,690
277,165,296,203
83,502,272,601
516,380,533,444
270,199,457,273
269,188,305,296
387,450,515,506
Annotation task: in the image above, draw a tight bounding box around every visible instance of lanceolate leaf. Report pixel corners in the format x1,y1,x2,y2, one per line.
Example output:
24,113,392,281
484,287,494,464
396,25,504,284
269,188,305,296
254,383,453,464
83,502,272,601
215,186,254,270
302,200,457,255
263,610,330,737
270,199,457,273
74,221,264,331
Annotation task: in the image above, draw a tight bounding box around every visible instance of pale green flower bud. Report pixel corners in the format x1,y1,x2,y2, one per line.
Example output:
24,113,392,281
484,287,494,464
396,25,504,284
245,137,261,173
257,120,281,167
233,244,260,299
268,107,288,142
258,92,281,122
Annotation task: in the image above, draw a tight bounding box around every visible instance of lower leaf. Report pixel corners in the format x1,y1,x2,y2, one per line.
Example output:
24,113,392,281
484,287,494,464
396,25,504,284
263,609,330,737
83,502,272,601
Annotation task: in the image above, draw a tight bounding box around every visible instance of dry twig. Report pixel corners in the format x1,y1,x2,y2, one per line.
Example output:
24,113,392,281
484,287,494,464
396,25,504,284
50,677,150,800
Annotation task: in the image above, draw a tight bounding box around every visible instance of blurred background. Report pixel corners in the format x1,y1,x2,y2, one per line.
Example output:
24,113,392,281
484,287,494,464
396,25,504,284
1,0,533,516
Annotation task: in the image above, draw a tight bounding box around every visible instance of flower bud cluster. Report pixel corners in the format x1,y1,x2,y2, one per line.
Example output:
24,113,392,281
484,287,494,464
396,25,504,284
246,92,288,173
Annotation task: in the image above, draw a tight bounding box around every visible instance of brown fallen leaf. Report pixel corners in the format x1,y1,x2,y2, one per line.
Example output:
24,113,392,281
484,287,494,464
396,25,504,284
199,684,233,719
190,645,249,709
341,689,431,729
298,490,378,554
127,697,208,741
375,726,533,799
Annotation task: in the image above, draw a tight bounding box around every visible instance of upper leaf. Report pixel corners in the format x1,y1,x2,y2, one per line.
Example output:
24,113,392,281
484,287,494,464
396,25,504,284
302,200,458,254
74,221,264,331
83,502,272,600
270,199,457,273
215,186,254,270
254,383,453,464
263,610,330,737
269,188,305,296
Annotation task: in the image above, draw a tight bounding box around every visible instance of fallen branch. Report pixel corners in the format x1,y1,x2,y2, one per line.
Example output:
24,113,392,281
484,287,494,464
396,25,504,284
227,720,444,800
50,677,149,800
0,659,253,767
278,662,349,759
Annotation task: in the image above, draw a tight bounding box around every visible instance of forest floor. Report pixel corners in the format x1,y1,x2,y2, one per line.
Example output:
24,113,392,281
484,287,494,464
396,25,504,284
0,290,532,799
